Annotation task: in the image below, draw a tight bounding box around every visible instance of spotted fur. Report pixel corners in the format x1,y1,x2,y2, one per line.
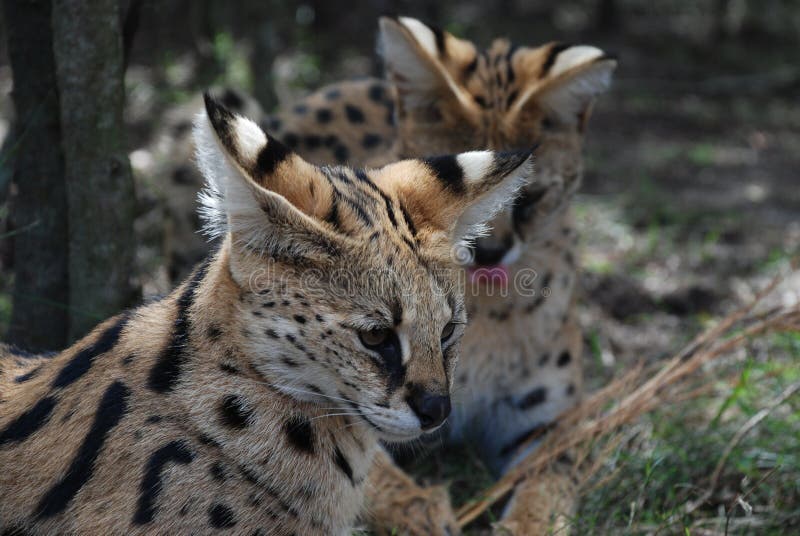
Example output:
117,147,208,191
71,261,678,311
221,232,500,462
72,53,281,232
262,17,616,534
0,95,533,534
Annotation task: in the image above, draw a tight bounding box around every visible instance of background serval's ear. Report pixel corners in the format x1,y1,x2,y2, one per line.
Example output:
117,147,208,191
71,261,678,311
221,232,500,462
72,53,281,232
378,16,477,114
194,93,339,260
511,44,617,128
374,150,534,249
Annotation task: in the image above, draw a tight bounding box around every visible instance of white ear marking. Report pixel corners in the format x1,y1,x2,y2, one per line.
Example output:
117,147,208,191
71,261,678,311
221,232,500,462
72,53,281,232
193,110,268,240
456,151,494,184
548,45,606,78
398,17,438,56
231,115,267,163
453,155,534,245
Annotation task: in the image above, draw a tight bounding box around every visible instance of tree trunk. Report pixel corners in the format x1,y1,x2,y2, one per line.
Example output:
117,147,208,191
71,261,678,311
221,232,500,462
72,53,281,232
52,0,139,341
3,0,70,352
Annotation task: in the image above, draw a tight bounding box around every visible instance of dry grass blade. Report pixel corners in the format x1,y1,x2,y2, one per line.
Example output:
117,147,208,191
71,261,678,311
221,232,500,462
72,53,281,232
456,266,800,528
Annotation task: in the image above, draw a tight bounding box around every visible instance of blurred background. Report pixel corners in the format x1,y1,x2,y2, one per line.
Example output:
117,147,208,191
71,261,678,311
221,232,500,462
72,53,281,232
0,1,798,533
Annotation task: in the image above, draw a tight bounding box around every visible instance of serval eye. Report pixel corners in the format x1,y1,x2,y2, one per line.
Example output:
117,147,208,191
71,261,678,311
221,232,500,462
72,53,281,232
440,322,456,343
359,328,401,364
359,328,391,347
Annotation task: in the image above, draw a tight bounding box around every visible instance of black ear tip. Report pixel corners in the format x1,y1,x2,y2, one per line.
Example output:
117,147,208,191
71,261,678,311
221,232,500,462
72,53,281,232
202,91,218,114
203,91,236,133
599,51,620,64
494,149,534,175
378,13,401,24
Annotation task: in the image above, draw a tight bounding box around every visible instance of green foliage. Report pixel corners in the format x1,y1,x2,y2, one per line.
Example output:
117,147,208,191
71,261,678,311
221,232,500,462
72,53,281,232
574,345,800,534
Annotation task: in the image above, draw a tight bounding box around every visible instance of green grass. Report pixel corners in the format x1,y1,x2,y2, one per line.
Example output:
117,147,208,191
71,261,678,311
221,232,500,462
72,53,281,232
573,338,800,535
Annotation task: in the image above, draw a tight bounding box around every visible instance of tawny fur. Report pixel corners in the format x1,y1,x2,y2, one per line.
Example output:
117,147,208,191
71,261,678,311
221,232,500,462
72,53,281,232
0,95,533,535
142,16,615,534
265,18,615,535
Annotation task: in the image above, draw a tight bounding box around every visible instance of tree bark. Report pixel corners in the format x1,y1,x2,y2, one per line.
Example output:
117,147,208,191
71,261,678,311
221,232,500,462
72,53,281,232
3,0,70,351
52,0,139,341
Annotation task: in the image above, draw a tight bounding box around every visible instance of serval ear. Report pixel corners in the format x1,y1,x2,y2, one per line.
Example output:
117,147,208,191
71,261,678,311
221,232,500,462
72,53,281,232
194,92,340,261
378,16,477,115
511,43,617,128
374,149,534,250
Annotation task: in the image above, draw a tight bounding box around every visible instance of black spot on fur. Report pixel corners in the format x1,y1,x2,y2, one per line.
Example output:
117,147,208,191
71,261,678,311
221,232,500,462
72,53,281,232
133,440,194,524
14,366,41,383
266,329,279,339
0,396,57,446
333,446,355,484
538,353,550,366
35,381,130,518
518,386,548,410
292,104,308,115
197,433,221,448
489,309,510,322
566,383,576,396
207,325,222,341
323,134,339,148
540,43,572,78
422,155,465,194
333,144,349,163
368,84,386,102
362,133,382,149
219,362,239,375
325,88,341,100
208,503,237,529
315,108,333,123
557,351,572,367
210,462,227,482
293,314,306,324
281,356,299,368
52,313,129,389
282,132,299,149
148,258,210,393
345,104,365,123
284,415,314,454
219,395,253,429
254,134,291,176
304,134,322,149
146,415,163,424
